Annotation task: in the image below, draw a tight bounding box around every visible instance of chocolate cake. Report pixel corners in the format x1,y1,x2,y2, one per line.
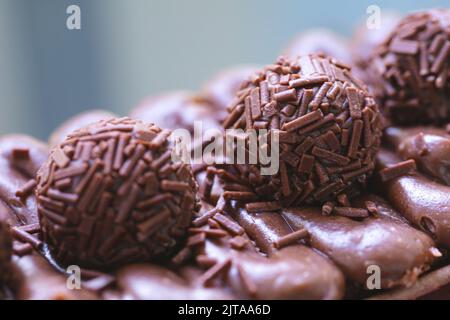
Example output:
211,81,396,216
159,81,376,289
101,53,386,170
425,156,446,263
1,8,450,300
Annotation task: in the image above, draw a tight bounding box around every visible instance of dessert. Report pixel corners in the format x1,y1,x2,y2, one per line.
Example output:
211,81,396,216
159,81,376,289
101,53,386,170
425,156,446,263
36,118,199,269
1,8,450,301
221,54,382,206
0,106,449,300
367,9,450,124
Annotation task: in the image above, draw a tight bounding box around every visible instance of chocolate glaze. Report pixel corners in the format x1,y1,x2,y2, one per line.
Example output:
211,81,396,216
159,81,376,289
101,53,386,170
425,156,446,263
0,135,49,178
0,135,48,225
116,264,232,300
198,202,345,299
49,110,117,147
385,126,450,185
376,149,450,246
281,195,436,288
10,254,97,300
369,264,450,300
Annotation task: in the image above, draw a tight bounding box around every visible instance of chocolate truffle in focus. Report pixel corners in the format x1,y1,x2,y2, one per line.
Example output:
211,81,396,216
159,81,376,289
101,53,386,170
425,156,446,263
36,118,199,269
368,9,450,124
221,55,382,206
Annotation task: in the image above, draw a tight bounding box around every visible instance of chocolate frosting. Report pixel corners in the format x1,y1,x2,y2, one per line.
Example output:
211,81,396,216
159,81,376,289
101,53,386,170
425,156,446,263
116,264,232,300
281,195,436,288
10,254,97,300
0,135,48,225
376,149,450,246
385,126,450,185
198,201,345,299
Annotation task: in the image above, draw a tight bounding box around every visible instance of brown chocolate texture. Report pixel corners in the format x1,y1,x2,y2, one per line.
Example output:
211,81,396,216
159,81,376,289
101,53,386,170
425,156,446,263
221,54,382,206
282,196,436,288
376,148,450,247
368,9,450,125
192,201,345,299
36,118,199,269
385,126,450,185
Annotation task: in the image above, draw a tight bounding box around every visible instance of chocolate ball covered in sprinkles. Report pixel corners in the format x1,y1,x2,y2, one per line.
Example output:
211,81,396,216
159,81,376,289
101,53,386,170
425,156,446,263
36,118,199,269
220,54,382,207
368,9,450,125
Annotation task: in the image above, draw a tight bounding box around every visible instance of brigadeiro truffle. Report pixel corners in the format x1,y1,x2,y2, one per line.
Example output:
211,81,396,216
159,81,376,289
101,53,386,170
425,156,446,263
368,9,450,125
36,117,199,269
221,54,382,206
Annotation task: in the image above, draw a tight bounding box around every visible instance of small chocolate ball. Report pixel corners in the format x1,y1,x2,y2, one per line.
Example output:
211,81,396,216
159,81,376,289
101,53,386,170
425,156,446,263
36,118,199,269
368,9,450,124
222,54,382,206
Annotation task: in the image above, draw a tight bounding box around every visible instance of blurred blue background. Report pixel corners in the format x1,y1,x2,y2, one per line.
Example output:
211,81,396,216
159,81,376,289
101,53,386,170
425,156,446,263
0,0,447,140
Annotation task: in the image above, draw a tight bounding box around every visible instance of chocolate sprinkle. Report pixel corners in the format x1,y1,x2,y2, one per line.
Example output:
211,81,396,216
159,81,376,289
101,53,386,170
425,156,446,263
273,228,309,249
334,207,370,218
198,257,232,287
379,159,417,182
